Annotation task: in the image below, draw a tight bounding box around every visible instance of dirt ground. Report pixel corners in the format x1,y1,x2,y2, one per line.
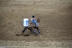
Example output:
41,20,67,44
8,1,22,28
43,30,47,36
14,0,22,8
0,0,72,42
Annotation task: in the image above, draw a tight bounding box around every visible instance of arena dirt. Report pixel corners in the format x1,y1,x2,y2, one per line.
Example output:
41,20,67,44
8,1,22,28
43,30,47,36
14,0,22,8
0,0,72,48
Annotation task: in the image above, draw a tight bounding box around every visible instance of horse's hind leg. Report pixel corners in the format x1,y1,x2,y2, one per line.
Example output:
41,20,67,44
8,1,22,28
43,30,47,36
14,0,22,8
28,27,33,32
22,27,28,33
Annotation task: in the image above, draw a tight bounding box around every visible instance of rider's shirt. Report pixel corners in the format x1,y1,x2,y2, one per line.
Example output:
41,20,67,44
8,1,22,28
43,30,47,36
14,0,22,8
31,18,39,27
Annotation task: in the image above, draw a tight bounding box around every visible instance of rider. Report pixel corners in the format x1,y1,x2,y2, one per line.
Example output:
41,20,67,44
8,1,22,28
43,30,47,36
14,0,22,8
31,15,40,33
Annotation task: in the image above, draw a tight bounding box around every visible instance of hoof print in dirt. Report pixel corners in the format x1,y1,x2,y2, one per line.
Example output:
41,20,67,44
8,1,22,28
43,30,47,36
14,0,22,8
16,34,20,36
24,34,30,36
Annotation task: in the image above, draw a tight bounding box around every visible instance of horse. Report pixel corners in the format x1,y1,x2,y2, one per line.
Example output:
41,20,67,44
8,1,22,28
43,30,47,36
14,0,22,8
22,18,40,36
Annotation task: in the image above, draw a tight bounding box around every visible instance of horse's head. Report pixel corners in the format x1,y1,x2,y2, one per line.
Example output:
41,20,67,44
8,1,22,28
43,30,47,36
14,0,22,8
37,19,40,23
